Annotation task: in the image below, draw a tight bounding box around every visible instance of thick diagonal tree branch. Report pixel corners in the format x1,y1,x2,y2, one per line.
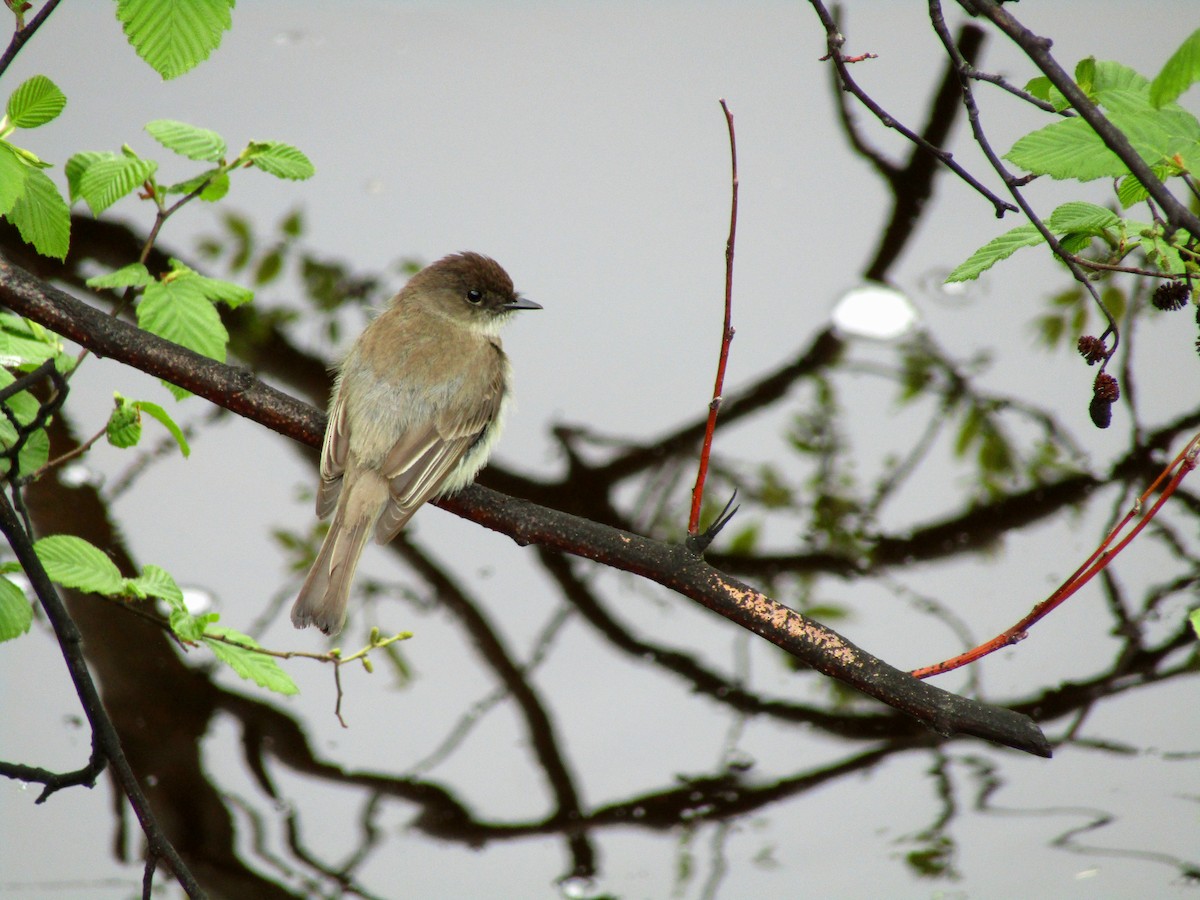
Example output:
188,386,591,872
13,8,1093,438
0,255,1051,756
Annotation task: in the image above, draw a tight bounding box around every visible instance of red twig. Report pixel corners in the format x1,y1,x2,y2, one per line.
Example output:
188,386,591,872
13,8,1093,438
688,99,739,535
912,434,1200,679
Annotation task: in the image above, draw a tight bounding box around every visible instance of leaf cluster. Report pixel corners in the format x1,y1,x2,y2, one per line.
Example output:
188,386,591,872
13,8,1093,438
949,33,1200,291
0,533,297,695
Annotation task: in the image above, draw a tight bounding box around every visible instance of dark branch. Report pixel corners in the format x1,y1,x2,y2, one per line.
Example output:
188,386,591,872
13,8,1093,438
0,489,205,897
0,256,1050,755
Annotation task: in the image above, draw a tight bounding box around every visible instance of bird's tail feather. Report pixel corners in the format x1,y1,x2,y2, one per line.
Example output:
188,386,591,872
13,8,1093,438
290,505,373,636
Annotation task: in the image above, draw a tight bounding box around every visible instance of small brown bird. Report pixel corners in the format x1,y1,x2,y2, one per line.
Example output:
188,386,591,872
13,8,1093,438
291,252,541,635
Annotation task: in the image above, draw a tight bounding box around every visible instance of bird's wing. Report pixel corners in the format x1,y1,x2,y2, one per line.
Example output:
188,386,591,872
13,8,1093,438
315,392,350,519
374,365,507,544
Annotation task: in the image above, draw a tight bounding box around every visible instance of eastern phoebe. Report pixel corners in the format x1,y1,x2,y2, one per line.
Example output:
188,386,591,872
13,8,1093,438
291,252,541,635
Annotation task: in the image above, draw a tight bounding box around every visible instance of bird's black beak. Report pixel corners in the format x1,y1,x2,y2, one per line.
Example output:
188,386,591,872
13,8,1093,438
505,296,543,311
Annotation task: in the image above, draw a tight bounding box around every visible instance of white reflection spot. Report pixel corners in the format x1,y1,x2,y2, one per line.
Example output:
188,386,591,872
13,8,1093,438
831,284,918,340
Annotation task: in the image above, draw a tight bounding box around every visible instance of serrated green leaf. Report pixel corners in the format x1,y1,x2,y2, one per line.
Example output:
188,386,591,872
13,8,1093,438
137,280,229,362
76,151,157,216
945,224,1044,282
121,577,148,600
1058,232,1095,255
0,313,63,366
1100,89,1200,167
116,0,235,80
145,119,226,162
1151,28,1200,108
203,626,299,695
0,577,32,642
1075,57,1096,96
106,396,141,449
1023,76,1070,112
165,168,229,201
6,143,50,169
1005,117,1128,181
6,75,66,129
87,262,153,290
63,151,107,202
244,141,314,180
170,607,213,642
135,400,191,457
1116,174,1151,208
0,142,28,215
34,534,124,595
1025,76,1052,102
160,380,193,402
7,167,69,260
1090,60,1150,96
130,563,184,608
0,370,50,476
164,259,253,307
1045,201,1120,234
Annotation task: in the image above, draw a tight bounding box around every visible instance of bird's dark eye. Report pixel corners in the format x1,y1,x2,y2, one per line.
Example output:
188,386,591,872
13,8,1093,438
466,289,483,304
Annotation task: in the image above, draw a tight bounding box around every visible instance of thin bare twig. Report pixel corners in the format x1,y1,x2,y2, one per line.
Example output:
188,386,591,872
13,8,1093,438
0,0,62,78
807,0,1018,218
687,99,739,541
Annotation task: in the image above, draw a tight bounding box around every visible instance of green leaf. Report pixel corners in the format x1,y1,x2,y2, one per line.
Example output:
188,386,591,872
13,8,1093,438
0,369,50,477
165,168,229,201
138,279,229,361
170,607,213,642
945,224,1044,282
6,75,66,129
34,535,124,595
164,259,253,307
244,141,315,180
0,142,28,215
280,208,303,237
64,151,108,203
1089,60,1150,96
7,167,69,260
1024,76,1070,112
1005,117,1128,181
1190,608,1200,639
0,577,32,642
145,119,226,162
203,626,299,695
1045,201,1120,234
1058,231,1095,255
116,0,235,80
159,381,193,402
1151,28,1200,107
75,150,157,216
254,248,282,285
1074,57,1096,96
0,313,64,366
87,262,154,290
1025,76,1052,101
135,400,191,457
1099,90,1200,167
129,563,184,608
106,395,142,448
